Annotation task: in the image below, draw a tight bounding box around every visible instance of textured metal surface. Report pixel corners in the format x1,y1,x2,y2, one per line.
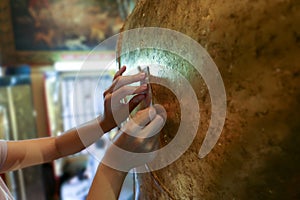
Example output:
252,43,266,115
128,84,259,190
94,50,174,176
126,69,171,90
119,0,300,199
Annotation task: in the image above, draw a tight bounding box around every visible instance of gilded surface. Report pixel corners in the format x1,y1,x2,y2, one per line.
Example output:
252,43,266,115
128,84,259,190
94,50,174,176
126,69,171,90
120,0,300,199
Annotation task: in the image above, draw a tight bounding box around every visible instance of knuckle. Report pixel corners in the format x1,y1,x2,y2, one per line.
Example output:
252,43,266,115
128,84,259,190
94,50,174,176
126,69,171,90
103,90,109,97
115,76,122,83
104,95,111,103
135,110,143,118
113,73,119,79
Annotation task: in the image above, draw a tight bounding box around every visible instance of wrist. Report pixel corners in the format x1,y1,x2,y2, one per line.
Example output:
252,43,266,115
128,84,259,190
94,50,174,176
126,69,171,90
98,117,111,133
102,144,138,172
100,162,127,177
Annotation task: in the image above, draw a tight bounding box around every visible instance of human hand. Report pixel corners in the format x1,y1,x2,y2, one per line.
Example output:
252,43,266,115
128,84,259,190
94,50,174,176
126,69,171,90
102,105,166,171
99,66,148,133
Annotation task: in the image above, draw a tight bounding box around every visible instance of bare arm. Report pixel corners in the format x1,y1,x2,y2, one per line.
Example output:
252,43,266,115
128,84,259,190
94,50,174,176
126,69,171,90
87,105,166,200
87,163,127,200
0,66,147,173
2,128,82,172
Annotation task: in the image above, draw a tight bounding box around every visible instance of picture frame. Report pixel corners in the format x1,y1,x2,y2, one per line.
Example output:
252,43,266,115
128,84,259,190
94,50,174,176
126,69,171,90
0,0,136,66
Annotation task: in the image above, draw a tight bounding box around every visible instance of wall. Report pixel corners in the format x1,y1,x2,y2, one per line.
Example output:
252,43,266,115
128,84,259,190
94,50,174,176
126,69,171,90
119,0,300,199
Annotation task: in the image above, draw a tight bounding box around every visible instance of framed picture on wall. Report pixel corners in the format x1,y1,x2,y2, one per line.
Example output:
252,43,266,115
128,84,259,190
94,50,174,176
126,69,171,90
0,0,136,65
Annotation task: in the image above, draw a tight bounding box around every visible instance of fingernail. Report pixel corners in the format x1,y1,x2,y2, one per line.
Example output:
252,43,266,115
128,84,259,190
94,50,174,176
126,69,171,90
149,107,156,120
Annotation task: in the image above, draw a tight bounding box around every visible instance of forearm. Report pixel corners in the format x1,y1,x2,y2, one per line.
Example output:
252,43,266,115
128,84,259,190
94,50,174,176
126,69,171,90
55,117,107,158
0,118,106,173
2,137,57,172
87,163,127,200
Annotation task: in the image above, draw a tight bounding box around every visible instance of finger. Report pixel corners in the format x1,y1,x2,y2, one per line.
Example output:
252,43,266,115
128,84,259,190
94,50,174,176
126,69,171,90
103,66,128,96
113,66,126,80
103,87,112,98
130,107,157,127
128,94,146,112
112,73,146,91
121,119,143,138
139,115,165,138
121,107,156,138
112,85,147,103
108,72,147,96
153,104,167,120
105,73,146,95
142,92,152,108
